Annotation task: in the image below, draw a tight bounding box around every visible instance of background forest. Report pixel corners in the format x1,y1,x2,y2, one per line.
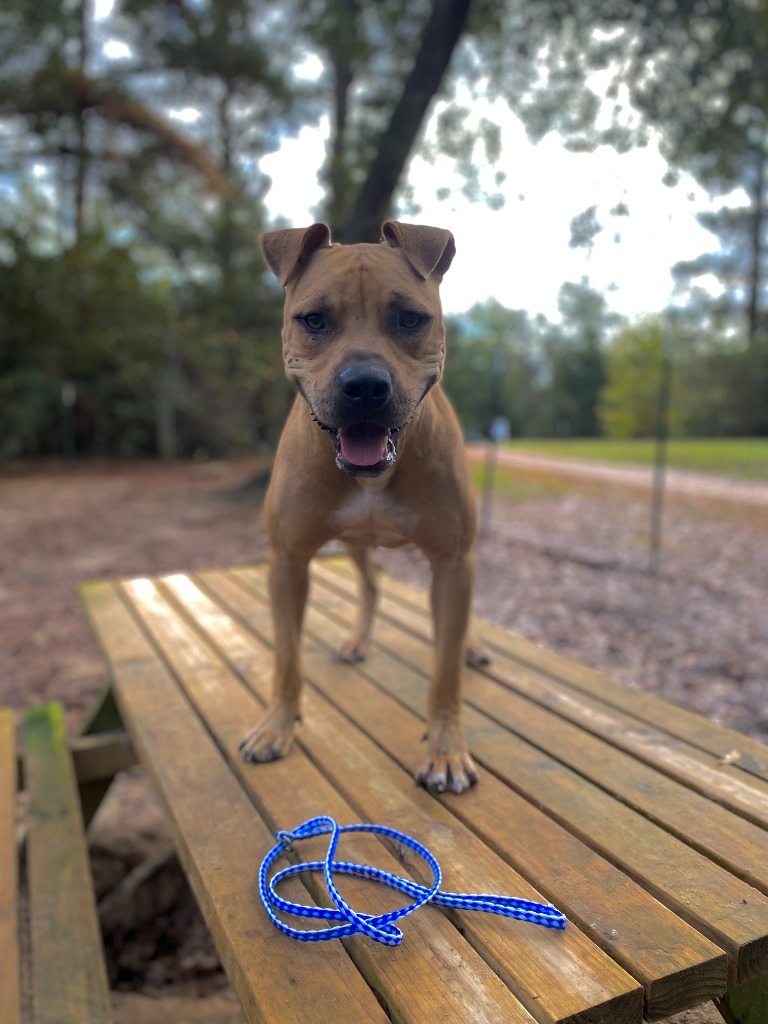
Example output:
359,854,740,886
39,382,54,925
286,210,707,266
1,0,767,460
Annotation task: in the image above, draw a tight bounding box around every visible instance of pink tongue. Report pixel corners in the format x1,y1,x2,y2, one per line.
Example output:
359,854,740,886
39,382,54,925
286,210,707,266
339,427,390,466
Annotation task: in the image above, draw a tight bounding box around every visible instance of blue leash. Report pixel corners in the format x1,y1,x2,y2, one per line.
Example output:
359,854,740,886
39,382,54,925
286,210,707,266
260,816,567,945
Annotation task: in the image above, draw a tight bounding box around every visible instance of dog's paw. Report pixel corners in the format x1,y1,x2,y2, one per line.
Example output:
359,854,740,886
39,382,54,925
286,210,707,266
415,751,479,794
239,708,298,764
333,638,368,663
415,720,478,794
465,640,492,667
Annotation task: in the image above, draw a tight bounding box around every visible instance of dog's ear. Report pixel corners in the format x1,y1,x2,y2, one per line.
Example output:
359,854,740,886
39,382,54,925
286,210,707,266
381,221,456,281
261,223,332,287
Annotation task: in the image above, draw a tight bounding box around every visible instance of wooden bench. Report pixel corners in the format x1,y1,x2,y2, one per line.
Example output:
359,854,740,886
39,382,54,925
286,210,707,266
79,556,768,1024
1,702,128,1024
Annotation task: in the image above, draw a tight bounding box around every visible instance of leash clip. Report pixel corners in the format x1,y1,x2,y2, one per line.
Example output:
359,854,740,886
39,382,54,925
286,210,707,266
274,829,296,851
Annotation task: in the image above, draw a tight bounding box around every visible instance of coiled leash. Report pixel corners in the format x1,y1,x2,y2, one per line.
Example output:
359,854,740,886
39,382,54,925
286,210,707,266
260,816,566,945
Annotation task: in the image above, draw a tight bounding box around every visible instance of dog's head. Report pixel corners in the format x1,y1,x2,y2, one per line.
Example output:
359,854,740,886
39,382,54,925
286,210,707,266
261,221,455,477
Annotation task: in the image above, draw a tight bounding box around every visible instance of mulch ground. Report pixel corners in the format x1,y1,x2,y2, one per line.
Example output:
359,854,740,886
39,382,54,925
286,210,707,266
1,459,270,734
3,457,766,1023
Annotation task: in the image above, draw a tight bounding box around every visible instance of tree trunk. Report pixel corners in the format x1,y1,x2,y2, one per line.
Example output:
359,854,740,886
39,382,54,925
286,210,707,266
746,143,766,347
338,0,473,243
74,0,91,242
325,0,358,235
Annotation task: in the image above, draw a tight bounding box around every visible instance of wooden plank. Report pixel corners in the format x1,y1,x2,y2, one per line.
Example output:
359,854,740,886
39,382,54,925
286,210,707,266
466,672,768,894
76,677,132,827
15,730,135,790
221,567,731,1019
717,974,768,1024
312,559,768,829
132,572,539,1024
82,580,389,1024
325,557,768,786
198,568,644,1024
25,702,114,1024
0,708,21,1024
475,657,768,831
80,684,124,735
70,730,137,784
477,614,768,782
298,566,768,986
310,564,768,895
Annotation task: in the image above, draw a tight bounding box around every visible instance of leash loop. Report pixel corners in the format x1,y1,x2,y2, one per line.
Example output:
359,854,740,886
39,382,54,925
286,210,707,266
260,816,566,945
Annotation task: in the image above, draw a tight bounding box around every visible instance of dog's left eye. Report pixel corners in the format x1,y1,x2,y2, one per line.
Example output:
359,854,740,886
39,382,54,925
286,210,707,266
300,313,326,332
399,311,423,330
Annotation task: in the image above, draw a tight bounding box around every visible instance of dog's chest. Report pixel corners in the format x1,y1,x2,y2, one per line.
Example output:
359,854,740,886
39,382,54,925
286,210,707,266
329,487,417,547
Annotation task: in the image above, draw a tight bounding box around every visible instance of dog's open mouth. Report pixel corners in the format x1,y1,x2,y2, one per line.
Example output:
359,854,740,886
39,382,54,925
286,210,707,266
336,423,399,475
338,423,392,467
315,420,400,476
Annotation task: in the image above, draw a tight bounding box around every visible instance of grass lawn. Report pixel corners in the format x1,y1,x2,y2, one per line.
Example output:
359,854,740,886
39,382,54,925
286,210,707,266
469,458,570,500
503,438,768,481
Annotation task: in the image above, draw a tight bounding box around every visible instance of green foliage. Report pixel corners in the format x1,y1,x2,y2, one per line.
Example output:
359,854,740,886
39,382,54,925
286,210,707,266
533,282,611,437
527,0,768,343
0,0,295,459
443,299,539,437
0,230,166,457
2,0,768,460
674,334,768,437
444,284,611,439
599,321,672,439
0,215,287,459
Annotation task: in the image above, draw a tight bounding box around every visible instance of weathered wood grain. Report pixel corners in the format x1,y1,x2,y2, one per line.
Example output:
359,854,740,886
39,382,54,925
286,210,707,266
327,556,768,787
25,702,114,1024
310,563,768,891
200,568,644,1024
299,566,768,986
83,580,389,1024
312,560,768,828
80,557,768,1024
138,571,538,1024
0,708,21,1024
226,566,730,1020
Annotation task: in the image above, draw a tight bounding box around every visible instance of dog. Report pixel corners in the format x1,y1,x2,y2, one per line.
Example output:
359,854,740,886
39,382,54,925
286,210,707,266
239,221,485,793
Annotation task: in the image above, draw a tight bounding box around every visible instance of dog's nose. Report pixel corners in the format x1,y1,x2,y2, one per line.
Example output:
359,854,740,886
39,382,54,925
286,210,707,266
338,365,393,410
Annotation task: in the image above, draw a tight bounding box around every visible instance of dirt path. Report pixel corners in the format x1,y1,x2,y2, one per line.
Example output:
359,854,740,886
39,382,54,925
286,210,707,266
0,460,269,732
467,443,768,506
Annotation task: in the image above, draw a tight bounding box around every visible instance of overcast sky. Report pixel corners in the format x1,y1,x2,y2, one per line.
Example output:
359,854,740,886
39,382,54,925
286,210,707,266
260,89,732,321
94,0,733,323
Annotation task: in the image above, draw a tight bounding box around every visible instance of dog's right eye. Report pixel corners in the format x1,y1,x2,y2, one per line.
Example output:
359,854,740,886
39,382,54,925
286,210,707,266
299,313,326,332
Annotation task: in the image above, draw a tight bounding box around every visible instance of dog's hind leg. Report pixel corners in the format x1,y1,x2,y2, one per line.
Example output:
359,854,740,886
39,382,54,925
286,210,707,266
335,545,379,663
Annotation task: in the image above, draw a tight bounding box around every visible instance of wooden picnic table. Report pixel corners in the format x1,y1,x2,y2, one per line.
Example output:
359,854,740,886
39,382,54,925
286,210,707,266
80,556,768,1024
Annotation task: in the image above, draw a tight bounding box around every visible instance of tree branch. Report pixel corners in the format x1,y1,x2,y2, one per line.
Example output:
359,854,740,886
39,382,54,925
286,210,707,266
339,0,473,242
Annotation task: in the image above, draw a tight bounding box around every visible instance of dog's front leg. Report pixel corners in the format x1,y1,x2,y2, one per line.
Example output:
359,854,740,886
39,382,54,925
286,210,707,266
240,547,309,763
416,550,478,793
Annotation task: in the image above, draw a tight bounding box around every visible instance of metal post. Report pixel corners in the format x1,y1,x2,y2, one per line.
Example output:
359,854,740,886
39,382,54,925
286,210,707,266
649,344,671,575
480,440,497,536
61,381,77,460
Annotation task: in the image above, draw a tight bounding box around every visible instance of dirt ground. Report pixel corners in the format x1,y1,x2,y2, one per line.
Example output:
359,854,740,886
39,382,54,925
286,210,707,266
3,455,767,1023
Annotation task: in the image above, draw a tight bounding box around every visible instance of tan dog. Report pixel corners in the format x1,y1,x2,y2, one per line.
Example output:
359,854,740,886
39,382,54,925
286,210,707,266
240,221,484,793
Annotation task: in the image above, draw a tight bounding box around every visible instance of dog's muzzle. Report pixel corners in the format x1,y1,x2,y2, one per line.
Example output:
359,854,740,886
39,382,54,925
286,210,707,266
313,364,403,477
335,365,394,472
